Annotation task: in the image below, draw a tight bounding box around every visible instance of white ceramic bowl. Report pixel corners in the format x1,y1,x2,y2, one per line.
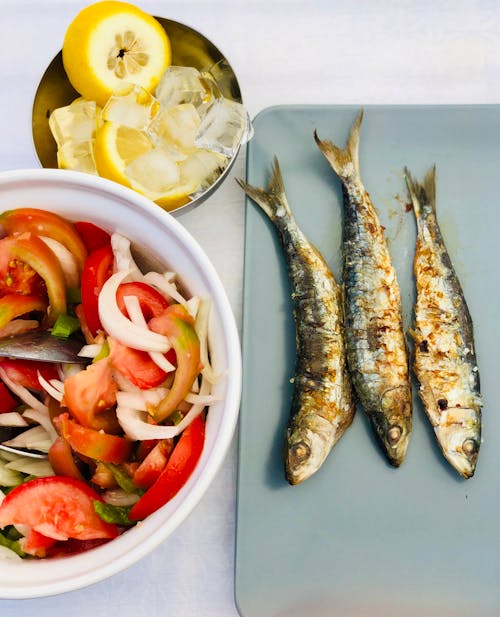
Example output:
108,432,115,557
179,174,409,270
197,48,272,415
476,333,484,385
0,168,241,599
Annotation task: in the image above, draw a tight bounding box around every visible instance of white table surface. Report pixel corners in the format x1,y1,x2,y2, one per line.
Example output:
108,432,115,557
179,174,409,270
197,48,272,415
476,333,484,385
0,1,499,614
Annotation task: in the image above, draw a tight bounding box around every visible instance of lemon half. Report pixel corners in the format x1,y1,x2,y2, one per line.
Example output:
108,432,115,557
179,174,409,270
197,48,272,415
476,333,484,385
63,1,171,107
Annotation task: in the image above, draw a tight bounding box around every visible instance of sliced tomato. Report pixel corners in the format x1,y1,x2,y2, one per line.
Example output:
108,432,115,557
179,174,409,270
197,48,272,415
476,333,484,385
149,304,201,422
133,439,174,489
19,529,57,557
0,208,87,272
0,234,66,324
61,358,118,431
129,414,205,521
0,259,44,297
91,461,118,489
46,537,110,557
48,436,85,481
0,476,118,541
0,294,47,329
109,337,174,390
54,413,132,464
74,221,111,253
116,281,169,321
0,381,18,413
81,245,114,337
0,359,59,391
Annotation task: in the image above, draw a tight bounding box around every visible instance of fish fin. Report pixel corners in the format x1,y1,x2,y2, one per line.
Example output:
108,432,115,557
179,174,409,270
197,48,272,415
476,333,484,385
236,156,292,220
404,165,437,218
314,109,364,179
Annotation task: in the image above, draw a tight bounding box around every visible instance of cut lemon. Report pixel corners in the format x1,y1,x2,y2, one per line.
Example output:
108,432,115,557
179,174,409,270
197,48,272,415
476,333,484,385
94,122,154,186
62,1,171,107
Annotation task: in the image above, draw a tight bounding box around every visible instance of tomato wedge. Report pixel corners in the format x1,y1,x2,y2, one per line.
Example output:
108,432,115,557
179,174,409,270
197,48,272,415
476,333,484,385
74,221,111,253
0,476,118,541
0,208,87,272
0,234,66,324
81,245,114,337
20,529,57,557
48,436,85,481
54,413,132,464
62,357,119,431
149,304,201,422
0,359,59,391
129,414,205,521
0,381,17,413
0,294,47,329
133,439,174,489
109,338,175,390
116,281,169,320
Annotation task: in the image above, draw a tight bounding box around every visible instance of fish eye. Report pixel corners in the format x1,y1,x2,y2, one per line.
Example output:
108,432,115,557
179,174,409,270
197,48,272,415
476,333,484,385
462,438,478,456
387,425,402,445
290,441,311,464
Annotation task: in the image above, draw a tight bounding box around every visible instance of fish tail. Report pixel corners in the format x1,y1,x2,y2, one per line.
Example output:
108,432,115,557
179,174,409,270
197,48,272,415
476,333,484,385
404,165,436,219
314,109,364,179
236,156,292,220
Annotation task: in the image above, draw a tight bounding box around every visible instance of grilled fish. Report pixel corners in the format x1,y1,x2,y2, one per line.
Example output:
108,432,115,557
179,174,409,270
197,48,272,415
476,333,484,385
237,158,355,485
315,111,412,466
405,166,482,478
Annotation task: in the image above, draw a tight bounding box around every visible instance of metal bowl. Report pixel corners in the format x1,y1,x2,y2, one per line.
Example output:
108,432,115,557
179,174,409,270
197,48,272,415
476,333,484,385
32,17,243,214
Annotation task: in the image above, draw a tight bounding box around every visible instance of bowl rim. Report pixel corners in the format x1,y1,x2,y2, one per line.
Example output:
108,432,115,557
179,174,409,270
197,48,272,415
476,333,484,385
0,168,242,599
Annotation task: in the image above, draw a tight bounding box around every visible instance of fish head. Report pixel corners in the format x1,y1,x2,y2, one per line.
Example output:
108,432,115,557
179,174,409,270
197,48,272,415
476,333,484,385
285,419,330,485
371,385,412,467
434,406,481,478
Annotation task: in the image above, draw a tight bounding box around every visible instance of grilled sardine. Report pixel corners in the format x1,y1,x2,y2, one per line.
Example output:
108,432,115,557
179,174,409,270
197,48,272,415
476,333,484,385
405,166,482,478
315,111,412,466
238,158,355,485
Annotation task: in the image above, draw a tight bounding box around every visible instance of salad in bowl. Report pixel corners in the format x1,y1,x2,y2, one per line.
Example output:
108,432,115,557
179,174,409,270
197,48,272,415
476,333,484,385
0,169,241,597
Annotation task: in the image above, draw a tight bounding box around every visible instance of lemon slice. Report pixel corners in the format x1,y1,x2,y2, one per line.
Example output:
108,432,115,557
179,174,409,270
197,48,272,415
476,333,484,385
62,1,171,107
94,122,154,186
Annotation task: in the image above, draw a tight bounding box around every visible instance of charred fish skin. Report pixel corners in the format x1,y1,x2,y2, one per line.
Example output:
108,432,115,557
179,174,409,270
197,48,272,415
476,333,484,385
237,158,355,485
405,167,482,479
315,111,412,467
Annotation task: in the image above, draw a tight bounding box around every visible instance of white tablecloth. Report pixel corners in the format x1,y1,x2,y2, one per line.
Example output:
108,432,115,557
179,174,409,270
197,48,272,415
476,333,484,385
0,1,499,615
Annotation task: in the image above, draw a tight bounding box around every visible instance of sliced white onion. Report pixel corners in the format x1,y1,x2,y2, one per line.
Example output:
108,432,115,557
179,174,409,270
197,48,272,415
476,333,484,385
111,233,142,280
0,319,39,338
98,270,170,352
49,379,65,393
0,412,28,427
103,489,140,507
77,343,102,358
185,296,201,320
195,298,219,384
123,295,175,372
40,236,79,288
3,425,51,451
37,371,63,402
0,463,23,488
184,391,218,405
117,377,211,440
143,271,188,306
112,371,141,393
5,457,54,477
23,407,58,442
0,546,22,561
58,363,83,381
116,387,168,411
0,367,47,413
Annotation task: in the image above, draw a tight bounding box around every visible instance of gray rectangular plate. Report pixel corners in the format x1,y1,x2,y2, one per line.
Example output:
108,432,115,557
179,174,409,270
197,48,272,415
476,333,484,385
236,105,500,617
